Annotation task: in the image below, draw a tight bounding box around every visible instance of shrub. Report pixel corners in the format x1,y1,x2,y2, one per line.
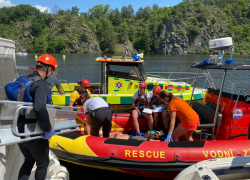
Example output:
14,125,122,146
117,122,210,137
80,32,88,42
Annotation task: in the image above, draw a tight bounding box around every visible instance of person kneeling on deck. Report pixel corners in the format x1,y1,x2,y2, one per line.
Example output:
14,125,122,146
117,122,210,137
5,54,57,180
159,91,200,142
132,82,153,136
69,78,91,135
83,97,112,138
149,86,169,135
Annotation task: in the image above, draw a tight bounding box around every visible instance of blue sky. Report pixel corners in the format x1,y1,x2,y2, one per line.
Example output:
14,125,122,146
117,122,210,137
1,0,183,13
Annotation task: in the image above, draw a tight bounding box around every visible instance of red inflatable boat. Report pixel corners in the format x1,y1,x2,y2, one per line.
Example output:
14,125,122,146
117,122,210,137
50,61,250,179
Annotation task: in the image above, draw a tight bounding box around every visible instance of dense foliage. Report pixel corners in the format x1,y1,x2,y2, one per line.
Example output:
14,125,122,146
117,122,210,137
0,0,249,54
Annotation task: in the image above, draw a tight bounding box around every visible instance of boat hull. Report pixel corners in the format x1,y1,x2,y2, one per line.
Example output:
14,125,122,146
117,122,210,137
49,133,250,179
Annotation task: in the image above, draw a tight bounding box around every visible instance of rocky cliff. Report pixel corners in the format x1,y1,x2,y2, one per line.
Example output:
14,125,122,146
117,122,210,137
156,7,230,54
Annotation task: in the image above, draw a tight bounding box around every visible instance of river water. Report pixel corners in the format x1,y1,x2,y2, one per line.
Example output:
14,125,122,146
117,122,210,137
17,53,250,95
16,53,250,180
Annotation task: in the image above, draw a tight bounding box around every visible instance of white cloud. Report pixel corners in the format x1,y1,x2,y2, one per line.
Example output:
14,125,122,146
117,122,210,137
0,0,15,8
34,5,51,13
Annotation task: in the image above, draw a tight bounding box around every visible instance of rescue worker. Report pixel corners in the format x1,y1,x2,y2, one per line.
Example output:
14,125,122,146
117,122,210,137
159,91,200,142
17,54,57,180
149,86,169,135
69,78,91,135
132,82,153,135
83,97,112,138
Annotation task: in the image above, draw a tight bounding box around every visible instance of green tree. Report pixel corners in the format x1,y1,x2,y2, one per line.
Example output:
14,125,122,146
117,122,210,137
55,38,66,52
136,7,144,19
152,4,159,11
110,8,122,26
88,4,110,19
71,6,79,15
117,23,128,43
128,24,137,43
99,18,116,52
189,25,200,36
121,5,134,19
47,34,56,52
31,22,43,37
32,37,47,53
80,32,88,42
58,9,66,15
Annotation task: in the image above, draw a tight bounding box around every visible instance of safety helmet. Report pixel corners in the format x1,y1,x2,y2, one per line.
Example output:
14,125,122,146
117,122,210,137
37,54,57,72
139,82,147,88
153,86,161,95
78,78,90,87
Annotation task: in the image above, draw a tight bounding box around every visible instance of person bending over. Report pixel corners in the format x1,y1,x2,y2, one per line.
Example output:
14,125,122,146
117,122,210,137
131,82,153,136
83,97,112,138
159,91,200,142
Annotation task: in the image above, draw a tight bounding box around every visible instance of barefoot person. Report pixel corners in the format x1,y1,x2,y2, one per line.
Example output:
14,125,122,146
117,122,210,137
131,82,153,135
159,91,200,142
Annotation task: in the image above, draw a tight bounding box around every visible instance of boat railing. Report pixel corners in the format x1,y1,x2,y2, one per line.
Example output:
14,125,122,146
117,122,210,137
228,86,250,139
0,100,81,146
146,71,216,90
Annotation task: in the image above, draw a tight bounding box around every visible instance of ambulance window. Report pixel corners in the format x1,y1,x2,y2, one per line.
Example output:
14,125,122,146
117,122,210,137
108,65,144,81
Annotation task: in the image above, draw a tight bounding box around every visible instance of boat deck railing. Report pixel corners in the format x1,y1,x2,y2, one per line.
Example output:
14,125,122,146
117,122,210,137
146,71,217,90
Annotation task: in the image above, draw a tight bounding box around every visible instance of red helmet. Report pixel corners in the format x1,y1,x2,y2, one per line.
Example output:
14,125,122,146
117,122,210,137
139,82,147,88
78,78,90,87
153,86,161,95
37,54,57,72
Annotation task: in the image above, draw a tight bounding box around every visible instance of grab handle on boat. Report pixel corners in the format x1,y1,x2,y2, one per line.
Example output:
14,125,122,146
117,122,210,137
229,133,247,139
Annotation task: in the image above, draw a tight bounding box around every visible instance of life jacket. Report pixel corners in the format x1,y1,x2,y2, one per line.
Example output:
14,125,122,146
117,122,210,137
151,95,163,106
5,76,51,103
135,91,148,107
74,89,91,106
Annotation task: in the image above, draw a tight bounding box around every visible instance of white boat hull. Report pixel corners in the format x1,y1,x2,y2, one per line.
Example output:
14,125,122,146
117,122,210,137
16,52,28,55
0,144,69,180
174,156,250,180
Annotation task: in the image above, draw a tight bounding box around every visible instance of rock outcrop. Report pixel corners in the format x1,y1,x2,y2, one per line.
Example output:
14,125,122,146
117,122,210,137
156,10,229,54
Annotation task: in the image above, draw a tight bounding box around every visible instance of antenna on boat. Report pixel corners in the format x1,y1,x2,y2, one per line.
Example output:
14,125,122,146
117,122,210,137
231,48,234,60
